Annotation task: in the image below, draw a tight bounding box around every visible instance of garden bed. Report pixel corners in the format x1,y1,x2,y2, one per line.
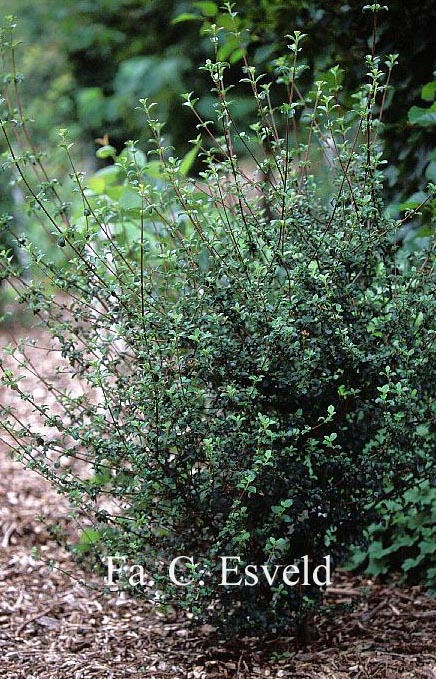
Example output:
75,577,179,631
0,324,435,679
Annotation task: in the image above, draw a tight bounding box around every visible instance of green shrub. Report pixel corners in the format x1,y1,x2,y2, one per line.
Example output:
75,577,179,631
348,480,436,595
1,12,435,635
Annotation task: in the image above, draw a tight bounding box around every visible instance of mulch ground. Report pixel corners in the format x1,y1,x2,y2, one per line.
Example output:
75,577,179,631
1,321,435,678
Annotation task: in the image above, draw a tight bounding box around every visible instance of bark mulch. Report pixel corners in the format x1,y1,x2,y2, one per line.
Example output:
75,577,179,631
1,322,435,678
1,447,435,679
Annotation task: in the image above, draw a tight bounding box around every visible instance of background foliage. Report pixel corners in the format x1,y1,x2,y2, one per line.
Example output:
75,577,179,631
348,481,436,595
2,1,436,181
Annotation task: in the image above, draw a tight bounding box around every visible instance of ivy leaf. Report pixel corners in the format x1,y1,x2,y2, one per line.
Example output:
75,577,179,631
408,103,436,126
421,80,436,102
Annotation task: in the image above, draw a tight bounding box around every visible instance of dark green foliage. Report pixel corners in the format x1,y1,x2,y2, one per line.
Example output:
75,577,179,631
1,15,435,635
48,0,209,153
402,77,436,230
348,481,436,595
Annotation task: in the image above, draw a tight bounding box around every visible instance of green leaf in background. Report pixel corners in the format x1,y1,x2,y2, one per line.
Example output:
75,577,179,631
96,144,117,160
87,165,122,194
421,80,436,101
118,188,143,211
179,141,201,177
193,1,218,17
75,528,101,553
76,87,107,128
397,191,428,210
408,103,436,126
104,185,126,201
171,12,201,25
118,146,147,169
425,161,436,181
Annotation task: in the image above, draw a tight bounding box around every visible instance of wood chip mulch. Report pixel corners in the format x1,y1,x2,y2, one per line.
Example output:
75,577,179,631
1,322,435,678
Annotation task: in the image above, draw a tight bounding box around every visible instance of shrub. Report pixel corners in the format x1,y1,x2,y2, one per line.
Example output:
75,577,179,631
1,12,435,635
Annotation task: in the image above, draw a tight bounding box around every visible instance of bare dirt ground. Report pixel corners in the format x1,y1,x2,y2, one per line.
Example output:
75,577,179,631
1,321,435,679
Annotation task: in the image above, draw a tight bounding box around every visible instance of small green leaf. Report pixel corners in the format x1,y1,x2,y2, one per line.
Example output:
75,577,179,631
171,12,201,24
96,145,117,160
179,142,201,177
413,311,424,327
229,48,246,65
75,528,101,553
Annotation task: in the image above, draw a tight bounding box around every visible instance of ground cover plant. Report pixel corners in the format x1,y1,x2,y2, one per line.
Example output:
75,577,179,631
348,480,436,594
0,6,435,637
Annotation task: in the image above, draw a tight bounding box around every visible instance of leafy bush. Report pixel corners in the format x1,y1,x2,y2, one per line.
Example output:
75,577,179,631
1,12,435,635
348,481,436,595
